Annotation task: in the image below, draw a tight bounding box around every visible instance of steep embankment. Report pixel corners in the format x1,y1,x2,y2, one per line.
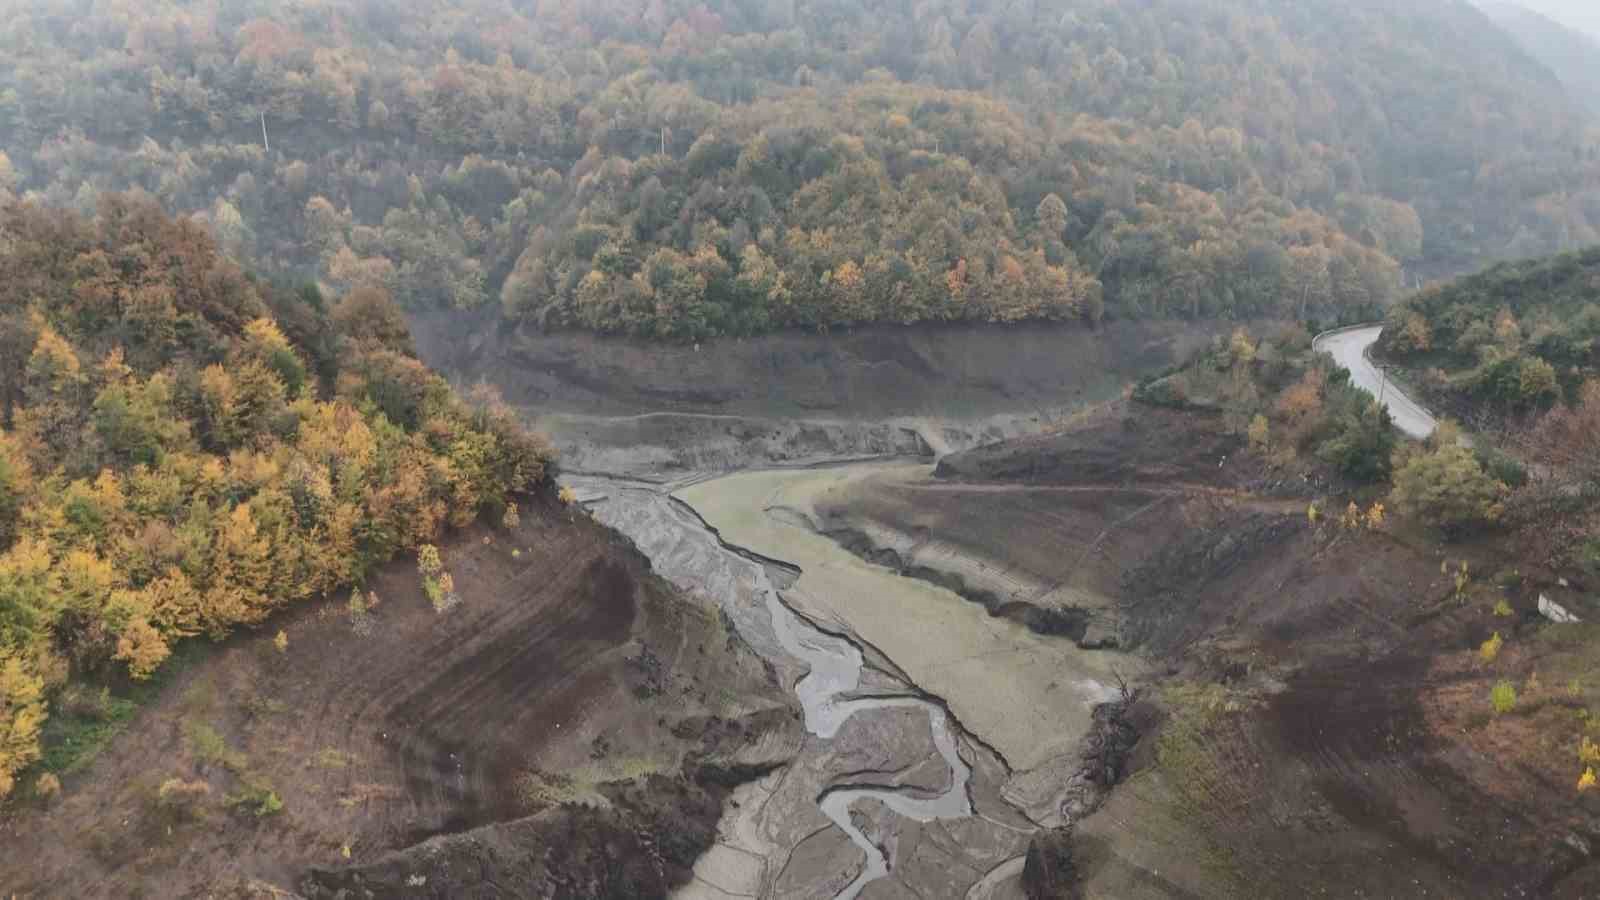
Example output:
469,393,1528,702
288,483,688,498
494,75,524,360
815,402,1600,898
0,493,800,898
416,317,1255,474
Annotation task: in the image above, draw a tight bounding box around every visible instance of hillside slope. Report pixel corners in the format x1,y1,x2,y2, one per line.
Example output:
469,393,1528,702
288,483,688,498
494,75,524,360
0,495,797,898
1377,246,1600,418
2,0,1598,338
1481,1,1600,113
0,193,555,799
0,194,800,897
816,398,1600,897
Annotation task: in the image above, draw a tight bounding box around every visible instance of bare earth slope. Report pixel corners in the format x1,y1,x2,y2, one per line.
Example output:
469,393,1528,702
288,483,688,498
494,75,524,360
0,493,799,899
811,402,1600,898
414,318,1257,476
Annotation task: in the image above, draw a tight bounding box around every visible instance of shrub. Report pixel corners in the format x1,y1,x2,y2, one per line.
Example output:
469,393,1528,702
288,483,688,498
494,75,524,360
256,790,283,817
348,591,374,637
1390,443,1507,534
185,721,245,771
1474,354,1560,410
157,777,212,821
1394,313,1432,353
1247,415,1270,453
1132,373,1191,409
1364,503,1386,530
1475,446,1528,489
417,544,442,578
1491,680,1517,714
1315,391,1396,482
34,771,61,801
226,783,283,818
1480,631,1503,663
432,572,460,614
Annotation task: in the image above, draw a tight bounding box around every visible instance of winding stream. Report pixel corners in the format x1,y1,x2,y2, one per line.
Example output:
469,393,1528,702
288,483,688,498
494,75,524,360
569,472,977,899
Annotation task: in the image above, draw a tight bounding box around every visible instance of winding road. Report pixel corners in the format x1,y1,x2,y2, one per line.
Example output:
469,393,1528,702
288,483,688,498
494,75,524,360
1313,325,1438,439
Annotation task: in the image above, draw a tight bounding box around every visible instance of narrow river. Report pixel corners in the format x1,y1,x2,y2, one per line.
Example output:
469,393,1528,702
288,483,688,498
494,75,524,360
567,471,983,899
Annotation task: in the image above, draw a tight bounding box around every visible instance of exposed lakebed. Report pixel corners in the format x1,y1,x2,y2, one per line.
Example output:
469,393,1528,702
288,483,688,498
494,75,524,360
570,463,1136,898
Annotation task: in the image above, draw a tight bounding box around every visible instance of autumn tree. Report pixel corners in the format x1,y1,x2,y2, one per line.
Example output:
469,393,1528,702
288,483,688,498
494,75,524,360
1524,380,1600,491
0,199,557,792
1036,193,1069,243
331,287,416,355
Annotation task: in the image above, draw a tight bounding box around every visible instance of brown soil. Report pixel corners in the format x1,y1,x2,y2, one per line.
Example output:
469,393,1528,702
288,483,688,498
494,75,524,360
819,401,1600,897
0,493,799,898
933,405,1245,488
412,319,1241,422
411,318,1279,479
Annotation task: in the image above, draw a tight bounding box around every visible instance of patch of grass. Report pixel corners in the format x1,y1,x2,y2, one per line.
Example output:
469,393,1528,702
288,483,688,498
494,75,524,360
244,694,289,717
514,770,584,809
35,692,138,776
313,748,354,770
591,756,669,783
510,756,669,812
155,777,212,824
1154,682,1261,815
226,781,284,818
30,641,211,779
184,720,247,772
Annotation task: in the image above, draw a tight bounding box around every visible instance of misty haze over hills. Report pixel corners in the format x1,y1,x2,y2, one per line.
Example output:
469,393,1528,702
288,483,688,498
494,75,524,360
1480,0,1600,113
1498,0,1600,41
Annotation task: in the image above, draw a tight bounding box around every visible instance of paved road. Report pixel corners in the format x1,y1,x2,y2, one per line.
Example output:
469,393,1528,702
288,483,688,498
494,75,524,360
1313,325,1437,439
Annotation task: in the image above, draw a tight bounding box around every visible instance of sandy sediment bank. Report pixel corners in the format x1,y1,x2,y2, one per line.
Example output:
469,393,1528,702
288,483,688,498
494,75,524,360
676,464,1139,776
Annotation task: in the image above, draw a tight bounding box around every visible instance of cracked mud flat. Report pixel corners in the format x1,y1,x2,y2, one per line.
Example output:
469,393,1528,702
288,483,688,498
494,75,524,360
573,465,1136,898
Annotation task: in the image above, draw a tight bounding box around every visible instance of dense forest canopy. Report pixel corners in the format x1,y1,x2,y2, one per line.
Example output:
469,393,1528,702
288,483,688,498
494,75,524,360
1379,245,1600,416
0,194,555,797
2,0,1599,338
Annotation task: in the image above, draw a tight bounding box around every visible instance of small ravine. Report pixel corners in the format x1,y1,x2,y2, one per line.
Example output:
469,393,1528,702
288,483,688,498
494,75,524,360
568,472,979,899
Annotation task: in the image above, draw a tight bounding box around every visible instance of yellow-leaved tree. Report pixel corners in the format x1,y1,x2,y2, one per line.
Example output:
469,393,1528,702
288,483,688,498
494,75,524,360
0,654,46,798
0,197,557,795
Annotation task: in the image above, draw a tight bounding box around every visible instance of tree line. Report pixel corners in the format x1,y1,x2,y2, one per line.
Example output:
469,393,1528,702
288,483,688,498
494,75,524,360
1379,246,1600,415
0,195,555,797
4,0,1598,338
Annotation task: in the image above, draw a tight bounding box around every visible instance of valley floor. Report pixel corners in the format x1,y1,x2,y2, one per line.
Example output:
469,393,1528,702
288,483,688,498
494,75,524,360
10,319,1599,899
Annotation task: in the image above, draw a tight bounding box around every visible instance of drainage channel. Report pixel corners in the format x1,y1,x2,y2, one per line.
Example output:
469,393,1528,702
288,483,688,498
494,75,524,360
569,473,977,898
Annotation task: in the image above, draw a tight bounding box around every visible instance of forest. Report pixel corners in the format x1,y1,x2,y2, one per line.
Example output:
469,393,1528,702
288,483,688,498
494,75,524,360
3,0,1598,339
1378,246,1600,416
0,194,555,798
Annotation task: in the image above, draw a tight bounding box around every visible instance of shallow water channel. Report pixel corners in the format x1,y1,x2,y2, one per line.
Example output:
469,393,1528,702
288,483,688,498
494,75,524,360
568,471,979,898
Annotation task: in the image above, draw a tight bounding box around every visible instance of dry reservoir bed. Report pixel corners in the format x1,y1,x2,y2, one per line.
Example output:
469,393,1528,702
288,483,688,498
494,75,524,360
676,464,1138,778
